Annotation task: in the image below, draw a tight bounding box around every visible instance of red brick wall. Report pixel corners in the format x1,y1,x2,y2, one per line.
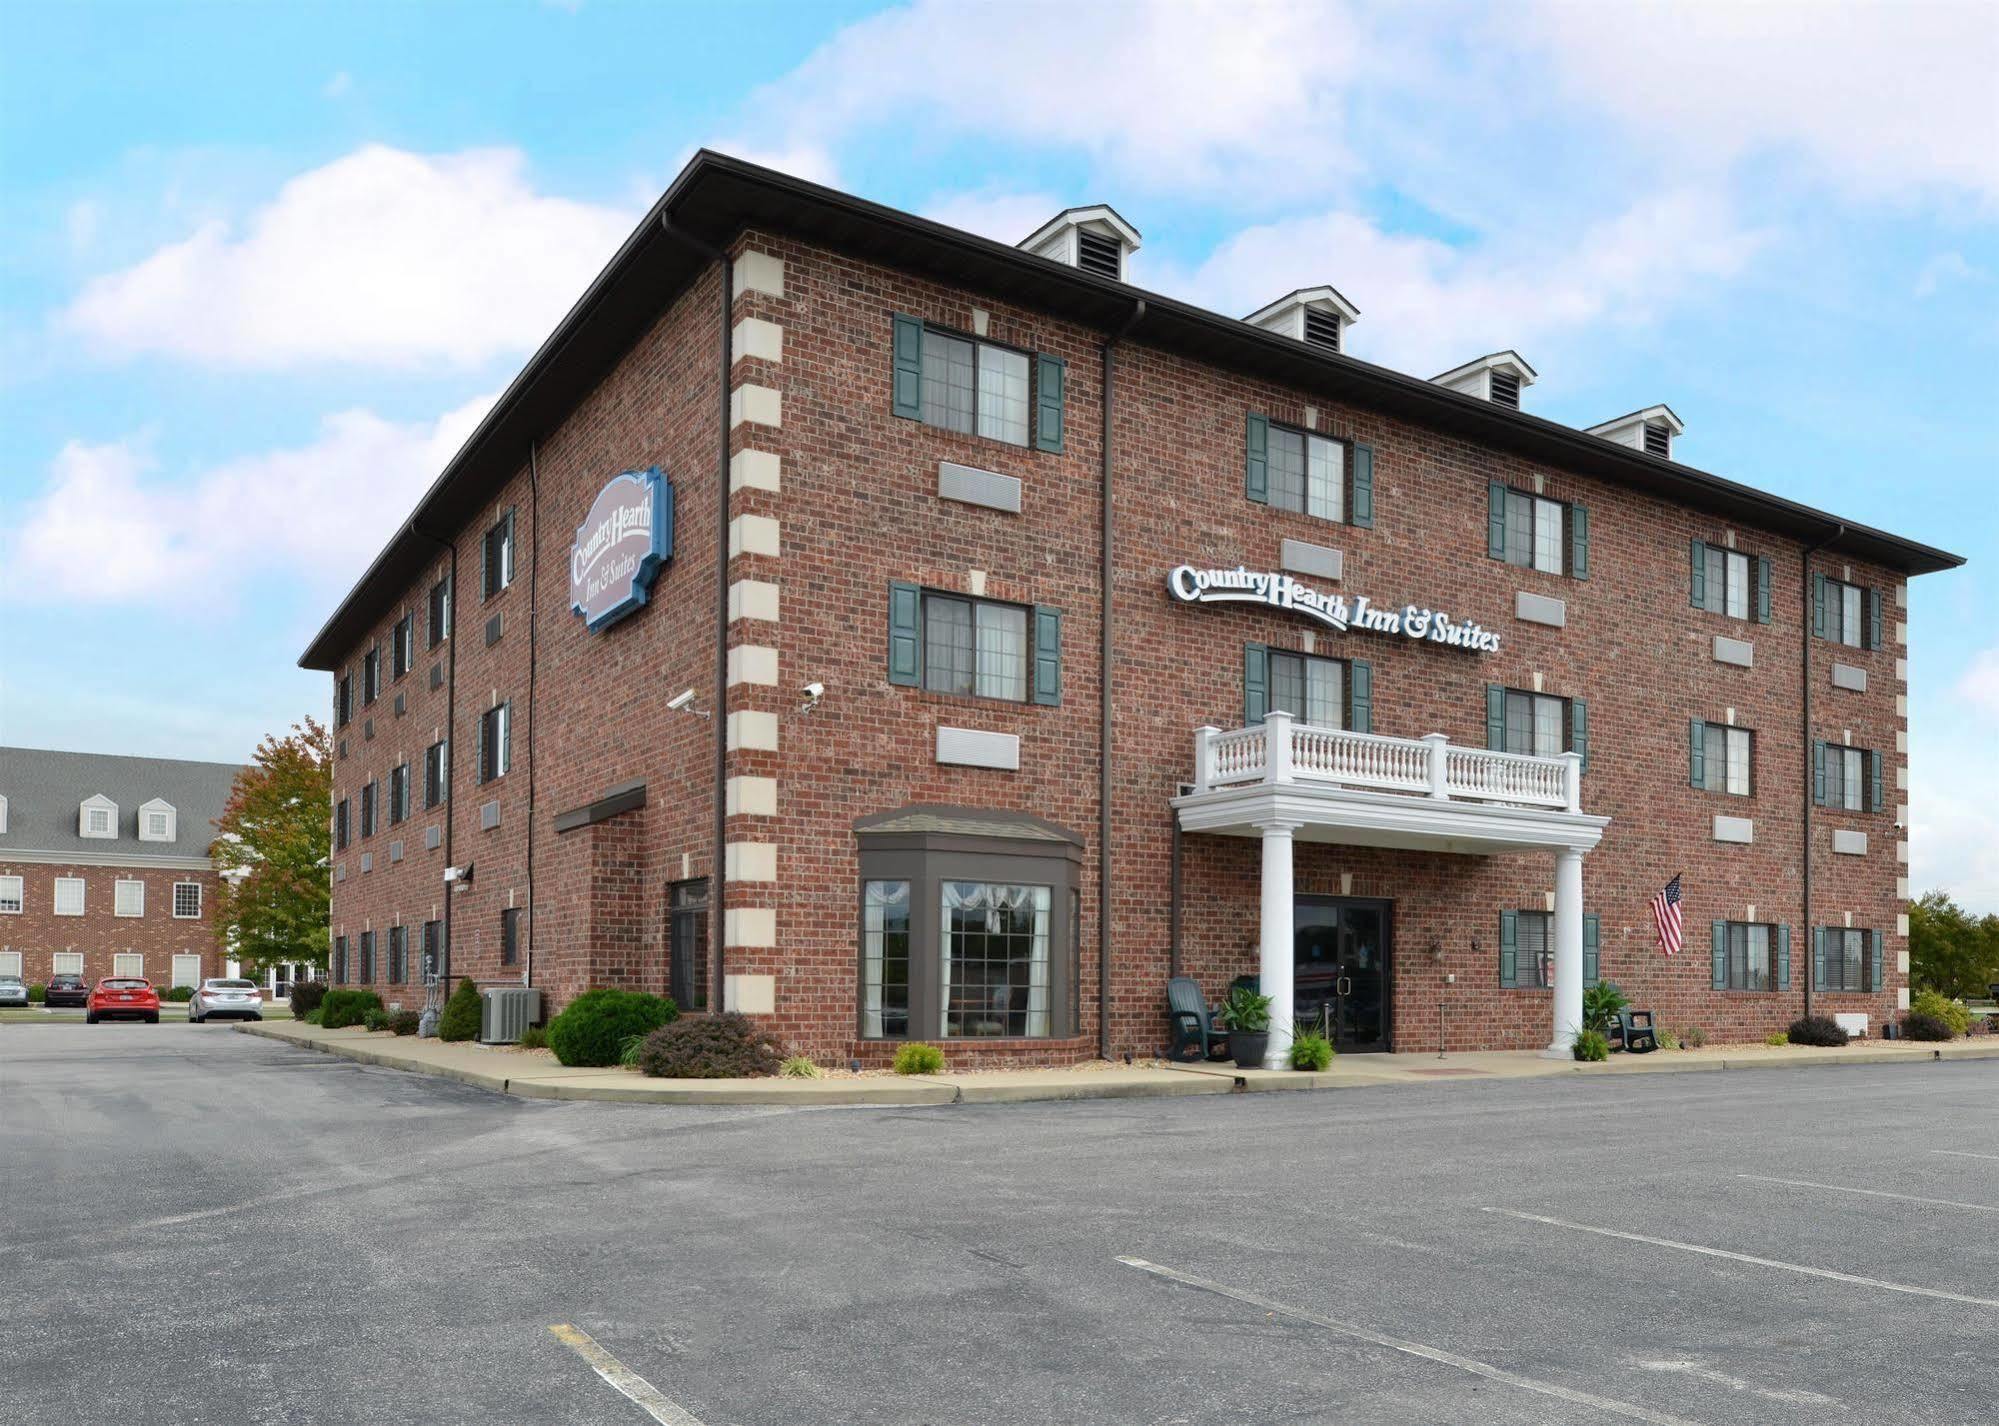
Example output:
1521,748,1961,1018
0,862,223,987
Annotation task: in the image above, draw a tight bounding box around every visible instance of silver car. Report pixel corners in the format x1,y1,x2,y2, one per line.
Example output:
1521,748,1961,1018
0,976,27,1008
188,977,265,1023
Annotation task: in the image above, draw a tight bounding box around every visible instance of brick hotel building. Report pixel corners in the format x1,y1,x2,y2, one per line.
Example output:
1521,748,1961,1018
301,153,1962,1065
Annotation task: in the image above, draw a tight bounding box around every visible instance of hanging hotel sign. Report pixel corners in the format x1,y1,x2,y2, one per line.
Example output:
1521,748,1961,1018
570,467,673,632
1166,565,1501,655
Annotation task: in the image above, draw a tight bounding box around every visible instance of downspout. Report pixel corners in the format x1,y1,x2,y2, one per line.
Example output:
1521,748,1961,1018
1099,299,1146,1058
663,214,733,1011
525,442,542,990
1801,521,1843,1021
409,524,458,1000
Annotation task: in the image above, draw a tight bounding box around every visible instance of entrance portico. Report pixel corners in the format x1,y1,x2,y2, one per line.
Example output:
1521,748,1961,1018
1174,711,1609,1066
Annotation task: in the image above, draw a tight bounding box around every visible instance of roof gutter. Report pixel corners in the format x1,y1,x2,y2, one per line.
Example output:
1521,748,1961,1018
1800,520,1844,1022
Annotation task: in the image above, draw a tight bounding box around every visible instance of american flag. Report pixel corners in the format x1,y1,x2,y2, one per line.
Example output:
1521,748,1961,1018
1650,874,1685,956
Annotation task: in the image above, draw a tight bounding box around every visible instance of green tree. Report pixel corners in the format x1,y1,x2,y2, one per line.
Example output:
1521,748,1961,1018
211,719,333,973
1908,889,1999,1001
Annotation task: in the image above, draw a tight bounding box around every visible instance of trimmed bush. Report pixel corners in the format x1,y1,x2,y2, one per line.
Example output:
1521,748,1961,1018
303,1008,324,1026
1289,1029,1335,1071
387,1009,422,1036
1909,990,1970,1038
162,985,195,1003
637,1013,786,1079
1764,1030,1790,1047
892,1041,946,1076
436,977,484,1043
288,980,328,1017
1788,1015,1850,1047
1572,1028,1610,1062
518,1024,547,1050
361,1007,389,1032
27,984,45,1003
779,1054,823,1078
544,988,678,1067
320,989,384,1030
1902,1012,1954,1042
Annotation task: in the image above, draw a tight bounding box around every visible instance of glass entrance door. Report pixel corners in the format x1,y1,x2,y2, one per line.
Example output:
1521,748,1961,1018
1293,897,1392,1053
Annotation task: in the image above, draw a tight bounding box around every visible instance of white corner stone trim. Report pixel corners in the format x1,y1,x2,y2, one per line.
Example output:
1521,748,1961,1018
725,775,777,817
725,841,778,882
1895,693,1908,717
729,513,780,559
1896,839,1910,864
724,908,776,948
732,251,785,300
1712,815,1754,845
1832,829,1868,856
723,972,777,1014
729,448,781,494
728,579,781,624
1897,876,1910,898
1898,986,1911,1011
1895,657,1907,684
729,384,781,430
725,709,779,752
727,644,779,687
731,316,783,365
1895,764,1909,791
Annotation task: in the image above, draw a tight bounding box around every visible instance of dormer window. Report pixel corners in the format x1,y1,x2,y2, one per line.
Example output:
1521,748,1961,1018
139,798,177,843
1587,404,1683,460
1017,205,1142,283
1432,351,1538,408
1246,287,1361,355
80,794,118,839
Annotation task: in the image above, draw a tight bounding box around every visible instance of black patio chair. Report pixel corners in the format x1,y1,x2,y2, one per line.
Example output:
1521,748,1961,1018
1620,1009,1659,1054
1167,977,1232,1063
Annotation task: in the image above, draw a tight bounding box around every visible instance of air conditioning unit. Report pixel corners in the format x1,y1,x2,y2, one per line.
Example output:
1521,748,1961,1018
480,985,541,1044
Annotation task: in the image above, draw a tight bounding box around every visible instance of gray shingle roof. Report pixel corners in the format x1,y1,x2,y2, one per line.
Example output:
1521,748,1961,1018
0,747,244,861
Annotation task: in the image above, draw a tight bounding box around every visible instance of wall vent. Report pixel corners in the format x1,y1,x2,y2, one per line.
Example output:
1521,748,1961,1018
1489,369,1521,408
484,613,503,647
1644,422,1671,457
480,799,501,831
393,692,406,718
388,840,405,863
1301,308,1342,353
429,663,444,691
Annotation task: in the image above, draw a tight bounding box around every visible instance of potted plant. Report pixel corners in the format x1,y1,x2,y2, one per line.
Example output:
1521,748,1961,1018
1218,985,1274,1069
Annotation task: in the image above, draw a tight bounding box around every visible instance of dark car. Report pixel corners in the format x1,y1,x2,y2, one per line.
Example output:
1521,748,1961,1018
44,974,89,1008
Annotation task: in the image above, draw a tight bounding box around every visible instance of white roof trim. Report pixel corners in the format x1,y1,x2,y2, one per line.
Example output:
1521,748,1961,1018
1588,404,1685,437
1431,350,1539,386
1243,285,1362,327
1016,204,1143,254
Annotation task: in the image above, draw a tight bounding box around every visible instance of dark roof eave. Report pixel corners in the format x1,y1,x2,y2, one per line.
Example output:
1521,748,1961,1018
297,152,1964,670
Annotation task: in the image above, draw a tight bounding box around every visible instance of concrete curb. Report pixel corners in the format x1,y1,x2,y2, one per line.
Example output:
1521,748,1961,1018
235,1021,1999,1107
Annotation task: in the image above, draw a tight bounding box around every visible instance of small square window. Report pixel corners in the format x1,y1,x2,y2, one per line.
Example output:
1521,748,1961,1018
173,882,202,919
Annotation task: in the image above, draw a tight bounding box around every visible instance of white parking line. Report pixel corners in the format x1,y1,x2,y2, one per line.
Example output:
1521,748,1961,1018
550,1324,707,1425
1483,1208,1999,1307
1117,1256,1706,1425
1737,1173,1999,1214
1933,1149,1999,1163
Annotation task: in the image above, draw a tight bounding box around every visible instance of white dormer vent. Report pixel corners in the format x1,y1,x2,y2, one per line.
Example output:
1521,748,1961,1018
139,798,177,843
80,793,118,839
1245,286,1361,355
1588,404,1684,460
1432,351,1538,408
1018,205,1142,282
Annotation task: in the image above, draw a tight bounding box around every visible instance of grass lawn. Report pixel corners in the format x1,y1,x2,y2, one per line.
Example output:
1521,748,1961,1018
0,1004,295,1024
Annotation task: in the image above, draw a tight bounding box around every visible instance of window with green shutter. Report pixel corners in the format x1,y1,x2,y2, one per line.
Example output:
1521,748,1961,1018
1816,574,1868,647
889,314,1065,451
887,583,1054,704
1488,686,1581,762
1816,925,1872,992
1255,648,1354,729
1692,540,1756,620
1489,485,1580,577
1244,413,1361,525
1714,920,1780,991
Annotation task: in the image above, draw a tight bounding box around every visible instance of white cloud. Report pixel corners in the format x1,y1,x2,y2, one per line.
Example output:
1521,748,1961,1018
322,71,352,99
1914,251,1983,299
1954,647,1999,719
1910,765,1999,916
919,187,1066,246
62,145,636,369
4,393,494,606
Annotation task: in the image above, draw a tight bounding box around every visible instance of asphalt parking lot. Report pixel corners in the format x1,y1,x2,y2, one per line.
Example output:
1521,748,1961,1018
2,1022,1994,1426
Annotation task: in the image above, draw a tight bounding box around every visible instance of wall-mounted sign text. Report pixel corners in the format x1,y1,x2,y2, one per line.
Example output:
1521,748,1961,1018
1167,565,1500,655
570,468,673,632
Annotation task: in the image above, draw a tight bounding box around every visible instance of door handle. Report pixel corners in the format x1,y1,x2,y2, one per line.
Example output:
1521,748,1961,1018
1336,976,1352,997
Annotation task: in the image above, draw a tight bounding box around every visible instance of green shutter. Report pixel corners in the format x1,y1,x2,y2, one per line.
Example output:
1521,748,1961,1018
1756,555,1773,624
1488,483,1507,560
1245,414,1269,504
1812,740,1827,806
1690,539,1707,609
1712,920,1728,990
1499,911,1518,988
1869,928,1883,992
1033,353,1066,453
1032,605,1062,706
1778,924,1791,991
1869,749,1883,812
1866,586,1883,650
887,582,921,686
1583,914,1600,987
1485,684,1506,751
1244,643,1268,725
1812,927,1826,990
1569,697,1589,772
1351,443,1374,528
1812,573,1827,639
1689,718,1707,789
1569,503,1589,579
1348,658,1372,734
891,314,924,420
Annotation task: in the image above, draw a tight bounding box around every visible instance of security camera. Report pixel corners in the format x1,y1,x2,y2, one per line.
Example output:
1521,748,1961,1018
667,689,695,712
801,682,825,702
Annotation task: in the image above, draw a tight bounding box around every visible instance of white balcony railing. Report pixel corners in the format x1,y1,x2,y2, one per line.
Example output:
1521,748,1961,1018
1191,710,1581,812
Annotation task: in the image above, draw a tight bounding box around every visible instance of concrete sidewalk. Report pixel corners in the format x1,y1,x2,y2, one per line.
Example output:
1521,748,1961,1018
237,1020,1999,1106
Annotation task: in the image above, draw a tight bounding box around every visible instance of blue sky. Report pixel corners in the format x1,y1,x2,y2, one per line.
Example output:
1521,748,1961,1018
2,0,1995,907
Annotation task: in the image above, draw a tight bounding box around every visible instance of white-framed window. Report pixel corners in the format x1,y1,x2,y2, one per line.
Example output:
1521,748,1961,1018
0,875,21,915
173,882,203,919
113,952,145,979
139,798,177,842
0,951,20,978
114,879,146,918
79,794,118,839
54,877,86,917
1503,490,1567,576
171,953,203,989
1267,424,1347,523
53,952,83,977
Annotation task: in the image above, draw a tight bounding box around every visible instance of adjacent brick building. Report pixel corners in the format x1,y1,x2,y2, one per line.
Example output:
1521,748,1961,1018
0,748,240,990
301,154,1962,1065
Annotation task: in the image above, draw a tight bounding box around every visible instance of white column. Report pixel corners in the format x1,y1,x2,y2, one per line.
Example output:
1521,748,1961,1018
1422,733,1450,800
1263,708,1293,785
1259,820,1296,1070
1544,848,1585,1058
1561,750,1582,813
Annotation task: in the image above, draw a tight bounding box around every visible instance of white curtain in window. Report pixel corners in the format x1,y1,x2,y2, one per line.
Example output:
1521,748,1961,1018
1306,436,1345,521
940,882,1051,1037
1725,551,1750,620
1305,658,1344,729
977,346,1030,446
974,604,1027,701
113,952,144,979
1840,584,1862,647
861,880,907,1038
1533,497,1564,574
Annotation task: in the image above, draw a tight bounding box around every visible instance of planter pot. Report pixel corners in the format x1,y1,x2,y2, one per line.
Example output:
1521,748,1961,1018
1231,1031,1270,1069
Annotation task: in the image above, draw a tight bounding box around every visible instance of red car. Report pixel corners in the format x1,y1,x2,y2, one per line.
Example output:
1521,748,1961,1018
86,977,160,1024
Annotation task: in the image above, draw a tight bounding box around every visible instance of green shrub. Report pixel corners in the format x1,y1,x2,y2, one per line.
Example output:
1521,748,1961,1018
162,985,195,1002
1582,981,1628,1035
1909,990,1970,1038
1655,1028,1680,1050
303,1008,324,1025
892,1041,946,1076
779,1055,824,1078
320,989,384,1030
1217,985,1273,1033
1682,1026,1707,1049
387,1009,422,1036
1902,1012,1954,1042
1788,1015,1850,1047
361,1007,390,1031
518,1024,547,1050
1289,1029,1335,1071
544,988,678,1067
288,981,328,1017
619,1034,646,1068
1572,1028,1610,1062
26,983,45,1003
1764,1030,1790,1047
638,1013,787,1078
436,977,484,1042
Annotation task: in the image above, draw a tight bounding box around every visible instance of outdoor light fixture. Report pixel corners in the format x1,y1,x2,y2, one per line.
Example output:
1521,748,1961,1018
666,688,710,719
443,862,474,886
